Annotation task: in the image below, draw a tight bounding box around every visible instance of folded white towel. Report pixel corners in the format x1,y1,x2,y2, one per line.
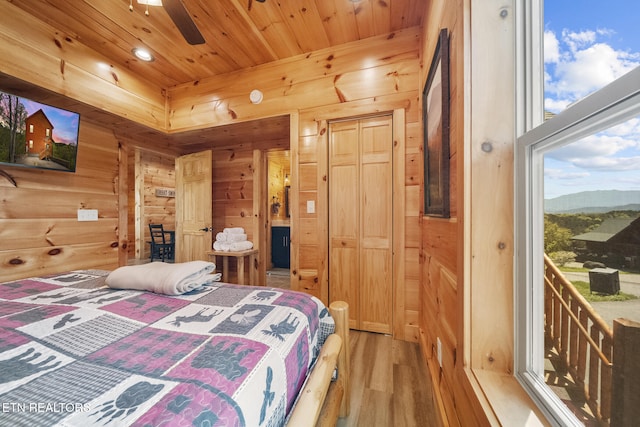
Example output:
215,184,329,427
223,227,245,234
216,232,247,243
213,241,232,252
105,261,216,295
229,240,254,252
226,233,247,243
213,240,253,252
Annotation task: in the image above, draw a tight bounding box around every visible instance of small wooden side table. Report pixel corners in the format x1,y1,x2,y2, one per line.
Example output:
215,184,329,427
206,249,258,285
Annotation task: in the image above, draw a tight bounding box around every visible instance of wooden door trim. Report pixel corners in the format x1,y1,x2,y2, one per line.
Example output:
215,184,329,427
117,142,129,267
289,112,299,293
392,109,407,339
253,149,266,286
134,148,143,261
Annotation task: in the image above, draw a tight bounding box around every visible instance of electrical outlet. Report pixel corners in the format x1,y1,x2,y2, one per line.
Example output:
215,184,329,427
77,209,98,221
437,337,443,367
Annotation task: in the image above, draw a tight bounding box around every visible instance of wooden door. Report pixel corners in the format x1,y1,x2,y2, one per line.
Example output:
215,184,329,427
175,150,213,262
329,116,393,333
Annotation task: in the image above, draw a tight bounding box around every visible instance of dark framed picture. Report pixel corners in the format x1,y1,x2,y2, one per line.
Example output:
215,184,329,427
423,28,450,217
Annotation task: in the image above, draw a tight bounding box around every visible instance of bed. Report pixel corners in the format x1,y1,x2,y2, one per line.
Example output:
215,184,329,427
0,265,349,426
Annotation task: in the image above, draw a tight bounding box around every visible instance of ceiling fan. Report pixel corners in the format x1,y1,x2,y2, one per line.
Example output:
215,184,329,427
162,0,205,45
133,0,267,46
132,0,204,45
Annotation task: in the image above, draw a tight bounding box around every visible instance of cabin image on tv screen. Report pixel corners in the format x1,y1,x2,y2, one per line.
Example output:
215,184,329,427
26,109,54,160
0,90,79,172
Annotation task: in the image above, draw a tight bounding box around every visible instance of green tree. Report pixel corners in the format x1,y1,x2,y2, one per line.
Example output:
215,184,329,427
544,217,573,253
0,92,27,163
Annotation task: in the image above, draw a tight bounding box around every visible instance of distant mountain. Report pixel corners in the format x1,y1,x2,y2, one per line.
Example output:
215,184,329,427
544,190,640,214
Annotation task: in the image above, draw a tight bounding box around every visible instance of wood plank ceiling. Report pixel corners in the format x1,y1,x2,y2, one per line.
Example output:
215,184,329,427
5,0,426,150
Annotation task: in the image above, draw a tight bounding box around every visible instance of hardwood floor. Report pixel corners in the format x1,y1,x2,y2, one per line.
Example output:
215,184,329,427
266,268,290,289
338,330,443,427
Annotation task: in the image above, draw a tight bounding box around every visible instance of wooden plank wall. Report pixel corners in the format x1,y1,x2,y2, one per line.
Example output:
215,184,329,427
0,120,121,281
419,0,482,425
167,28,422,131
212,147,255,242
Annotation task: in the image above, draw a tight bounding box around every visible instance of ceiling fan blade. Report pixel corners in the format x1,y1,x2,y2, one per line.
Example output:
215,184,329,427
163,0,205,45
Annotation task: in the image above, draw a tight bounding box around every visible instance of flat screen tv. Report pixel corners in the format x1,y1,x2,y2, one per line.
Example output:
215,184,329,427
0,89,80,172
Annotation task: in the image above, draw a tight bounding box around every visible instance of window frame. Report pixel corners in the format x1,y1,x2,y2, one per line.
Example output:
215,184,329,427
514,0,640,424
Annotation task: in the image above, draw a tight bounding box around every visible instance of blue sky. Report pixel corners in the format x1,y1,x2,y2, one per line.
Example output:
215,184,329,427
543,1,640,199
21,98,80,146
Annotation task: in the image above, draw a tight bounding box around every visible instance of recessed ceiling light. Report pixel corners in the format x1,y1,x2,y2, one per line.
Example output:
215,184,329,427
132,47,154,62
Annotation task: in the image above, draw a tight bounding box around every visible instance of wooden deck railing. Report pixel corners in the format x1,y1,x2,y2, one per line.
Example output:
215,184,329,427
544,254,613,425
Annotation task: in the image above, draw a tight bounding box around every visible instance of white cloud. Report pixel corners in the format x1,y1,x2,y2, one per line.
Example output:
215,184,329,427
596,28,615,38
573,155,640,171
544,31,560,63
545,129,640,172
547,43,635,100
544,28,640,113
544,97,571,112
563,29,597,52
607,116,640,138
616,175,640,187
544,168,590,180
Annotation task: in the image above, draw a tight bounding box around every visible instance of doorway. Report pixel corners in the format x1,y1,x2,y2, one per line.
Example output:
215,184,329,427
266,149,291,289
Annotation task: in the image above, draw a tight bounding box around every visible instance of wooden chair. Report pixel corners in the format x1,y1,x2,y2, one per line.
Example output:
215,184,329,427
148,223,175,262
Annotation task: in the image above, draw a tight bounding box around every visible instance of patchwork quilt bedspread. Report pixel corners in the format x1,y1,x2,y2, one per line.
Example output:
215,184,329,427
0,270,334,427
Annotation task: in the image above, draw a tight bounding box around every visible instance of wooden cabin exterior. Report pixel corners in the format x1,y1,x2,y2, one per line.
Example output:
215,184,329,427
25,109,53,158
0,0,552,425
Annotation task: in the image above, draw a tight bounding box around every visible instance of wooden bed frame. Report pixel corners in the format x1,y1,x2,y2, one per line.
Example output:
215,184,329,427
287,301,350,426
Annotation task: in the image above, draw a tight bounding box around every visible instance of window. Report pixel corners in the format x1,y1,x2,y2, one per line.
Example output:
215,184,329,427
29,124,33,133
46,128,50,137
515,1,640,425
